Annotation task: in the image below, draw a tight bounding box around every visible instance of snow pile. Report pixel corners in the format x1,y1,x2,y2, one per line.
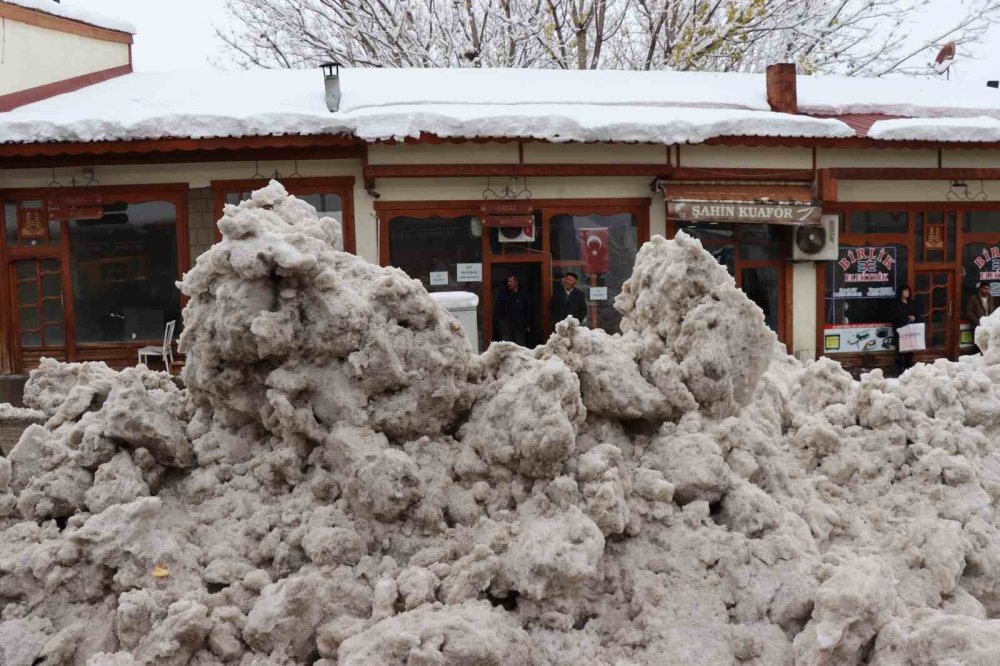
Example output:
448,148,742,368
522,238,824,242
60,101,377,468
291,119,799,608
3,0,136,34
4,181,1000,665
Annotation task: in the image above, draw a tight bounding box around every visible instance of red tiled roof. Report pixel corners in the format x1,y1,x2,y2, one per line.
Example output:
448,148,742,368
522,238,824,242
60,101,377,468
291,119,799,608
807,113,905,138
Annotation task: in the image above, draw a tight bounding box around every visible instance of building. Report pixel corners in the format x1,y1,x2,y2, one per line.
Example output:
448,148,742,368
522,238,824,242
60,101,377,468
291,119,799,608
2,0,1000,374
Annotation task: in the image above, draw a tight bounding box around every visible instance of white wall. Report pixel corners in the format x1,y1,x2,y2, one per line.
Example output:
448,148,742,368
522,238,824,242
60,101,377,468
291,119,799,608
792,262,818,359
0,19,130,96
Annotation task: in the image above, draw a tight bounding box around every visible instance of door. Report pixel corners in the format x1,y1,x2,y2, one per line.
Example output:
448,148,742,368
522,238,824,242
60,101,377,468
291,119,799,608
739,265,784,335
10,258,69,364
914,270,954,358
489,262,543,347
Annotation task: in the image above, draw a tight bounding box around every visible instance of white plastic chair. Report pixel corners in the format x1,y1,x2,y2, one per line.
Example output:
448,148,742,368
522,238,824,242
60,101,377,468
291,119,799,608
138,320,176,374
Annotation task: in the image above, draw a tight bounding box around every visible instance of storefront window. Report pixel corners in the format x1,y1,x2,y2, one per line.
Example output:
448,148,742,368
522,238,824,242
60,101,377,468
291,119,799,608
823,243,908,353
915,212,956,263
963,211,1000,234
4,201,61,248
388,215,484,346
849,211,908,234
68,201,181,343
549,212,638,333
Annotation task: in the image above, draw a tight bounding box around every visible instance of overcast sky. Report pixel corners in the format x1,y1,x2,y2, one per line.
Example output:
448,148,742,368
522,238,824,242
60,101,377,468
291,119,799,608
78,0,1000,83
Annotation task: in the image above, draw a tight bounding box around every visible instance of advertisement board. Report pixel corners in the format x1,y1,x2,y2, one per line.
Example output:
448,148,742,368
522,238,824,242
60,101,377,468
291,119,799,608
832,246,898,300
823,323,895,353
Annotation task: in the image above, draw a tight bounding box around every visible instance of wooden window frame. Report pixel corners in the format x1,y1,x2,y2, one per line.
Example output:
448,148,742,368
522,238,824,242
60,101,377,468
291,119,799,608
374,198,651,343
211,177,356,254
818,201,1000,369
0,183,190,373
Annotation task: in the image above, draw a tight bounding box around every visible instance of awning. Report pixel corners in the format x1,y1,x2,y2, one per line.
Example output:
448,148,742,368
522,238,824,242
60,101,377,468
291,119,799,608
661,182,821,225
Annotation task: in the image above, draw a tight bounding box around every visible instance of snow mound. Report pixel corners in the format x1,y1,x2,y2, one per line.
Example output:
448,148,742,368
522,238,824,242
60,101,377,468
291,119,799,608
3,181,1000,665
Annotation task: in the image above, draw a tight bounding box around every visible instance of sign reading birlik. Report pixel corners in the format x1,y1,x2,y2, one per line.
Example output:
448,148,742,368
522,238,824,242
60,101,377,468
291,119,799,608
668,200,821,226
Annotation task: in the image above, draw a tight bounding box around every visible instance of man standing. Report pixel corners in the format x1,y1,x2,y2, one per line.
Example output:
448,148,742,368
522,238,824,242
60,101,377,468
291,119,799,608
550,271,588,326
965,280,997,353
494,275,531,346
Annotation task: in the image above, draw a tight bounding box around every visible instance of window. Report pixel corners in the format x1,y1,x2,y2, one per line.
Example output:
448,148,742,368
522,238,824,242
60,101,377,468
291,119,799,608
68,200,181,343
963,211,1000,234
549,212,639,333
388,214,484,347
213,177,355,253
849,211,908,234
824,243,908,325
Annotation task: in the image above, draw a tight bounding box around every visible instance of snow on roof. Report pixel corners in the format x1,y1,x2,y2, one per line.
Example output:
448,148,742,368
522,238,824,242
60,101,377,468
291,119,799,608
797,75,1000,120
0,69,853,145
1,67,1000,146
2,0,136,34
868,117,1000,142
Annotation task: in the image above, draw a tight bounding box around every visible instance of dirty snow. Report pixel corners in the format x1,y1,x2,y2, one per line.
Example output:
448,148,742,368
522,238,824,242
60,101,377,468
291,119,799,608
4,181,1000,665
2,0,136,34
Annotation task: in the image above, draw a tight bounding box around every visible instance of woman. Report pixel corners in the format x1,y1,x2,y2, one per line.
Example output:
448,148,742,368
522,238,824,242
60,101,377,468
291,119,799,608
891,285,921,375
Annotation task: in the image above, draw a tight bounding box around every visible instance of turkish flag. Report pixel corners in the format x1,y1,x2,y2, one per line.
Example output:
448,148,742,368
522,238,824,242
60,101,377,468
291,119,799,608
577,227,610,275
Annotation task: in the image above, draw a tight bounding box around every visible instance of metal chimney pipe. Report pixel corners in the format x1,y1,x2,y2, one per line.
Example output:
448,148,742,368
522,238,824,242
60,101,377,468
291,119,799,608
321,62,341,112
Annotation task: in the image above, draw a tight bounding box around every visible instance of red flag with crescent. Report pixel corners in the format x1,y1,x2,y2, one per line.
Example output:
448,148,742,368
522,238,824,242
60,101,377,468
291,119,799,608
577,227,610,275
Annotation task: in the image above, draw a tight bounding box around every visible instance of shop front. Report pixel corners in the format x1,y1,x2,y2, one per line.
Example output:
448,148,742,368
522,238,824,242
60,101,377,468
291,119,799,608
818,204,1000,370
662,182,822,349
375,198,650,350
0,184,189,373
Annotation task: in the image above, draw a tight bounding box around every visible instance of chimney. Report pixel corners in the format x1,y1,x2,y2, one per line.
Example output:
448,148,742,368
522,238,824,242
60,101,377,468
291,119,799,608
766,63,798,114
988,81,999,89
322,62,341,112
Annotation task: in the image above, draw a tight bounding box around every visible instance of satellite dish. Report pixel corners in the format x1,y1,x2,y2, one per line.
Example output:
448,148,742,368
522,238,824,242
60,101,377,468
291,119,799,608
933,42,956,76
796,225,826,255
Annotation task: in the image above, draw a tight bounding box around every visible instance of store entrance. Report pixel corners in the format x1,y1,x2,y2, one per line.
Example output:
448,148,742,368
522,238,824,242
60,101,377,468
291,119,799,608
914,270,955,358
489,262,543,347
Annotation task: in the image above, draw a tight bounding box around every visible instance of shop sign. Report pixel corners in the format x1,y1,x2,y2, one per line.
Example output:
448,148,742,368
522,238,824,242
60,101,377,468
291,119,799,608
589,286,608,301
832,246,897,299
925,224,945,251
481,201,533,228
18,208,47,240
667,200,821,225
456,263,482,282
429,271,448,286
971,246,1000,286
47,193,103,221
823,323,895,353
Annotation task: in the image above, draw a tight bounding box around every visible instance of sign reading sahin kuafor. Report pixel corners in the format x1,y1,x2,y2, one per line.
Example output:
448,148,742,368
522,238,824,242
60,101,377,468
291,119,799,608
667,200,821,225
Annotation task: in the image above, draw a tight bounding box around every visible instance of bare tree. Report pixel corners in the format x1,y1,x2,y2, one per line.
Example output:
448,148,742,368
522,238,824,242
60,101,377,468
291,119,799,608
216,0,1000,75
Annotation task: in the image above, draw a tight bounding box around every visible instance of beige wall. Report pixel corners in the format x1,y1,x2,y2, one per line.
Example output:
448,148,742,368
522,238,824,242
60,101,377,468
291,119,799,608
0,19,130,96
679,145,812,169
838,179,1000,202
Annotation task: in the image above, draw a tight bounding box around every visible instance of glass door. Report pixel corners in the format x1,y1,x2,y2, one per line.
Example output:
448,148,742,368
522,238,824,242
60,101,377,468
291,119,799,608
914,270,954,358
10,258,68,362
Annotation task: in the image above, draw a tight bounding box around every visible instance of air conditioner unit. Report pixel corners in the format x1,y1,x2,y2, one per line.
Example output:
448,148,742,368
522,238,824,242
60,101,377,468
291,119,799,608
792,214,838,261
498,224,535,243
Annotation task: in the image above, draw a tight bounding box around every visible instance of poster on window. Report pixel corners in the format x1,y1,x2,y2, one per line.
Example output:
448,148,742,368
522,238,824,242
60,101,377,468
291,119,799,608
969,245,1000,296
832,247,898,299
823,323,896,353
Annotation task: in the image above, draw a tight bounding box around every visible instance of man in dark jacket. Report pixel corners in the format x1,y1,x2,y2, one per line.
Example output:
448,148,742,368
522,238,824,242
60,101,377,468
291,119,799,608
965,281,996,353
550,271,588,326
494,275,532,346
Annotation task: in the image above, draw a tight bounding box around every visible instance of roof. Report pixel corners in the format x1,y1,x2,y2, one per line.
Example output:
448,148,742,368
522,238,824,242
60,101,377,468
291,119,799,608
1,0,136,34
1,68,999,148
